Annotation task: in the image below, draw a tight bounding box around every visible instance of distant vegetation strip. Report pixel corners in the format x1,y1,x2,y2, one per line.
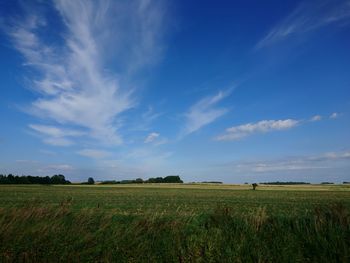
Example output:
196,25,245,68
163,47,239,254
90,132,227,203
260,181,310,185
0,174,183,184
260,181,350,185
100,175,183,184
1,174,349,185
0,174,70,184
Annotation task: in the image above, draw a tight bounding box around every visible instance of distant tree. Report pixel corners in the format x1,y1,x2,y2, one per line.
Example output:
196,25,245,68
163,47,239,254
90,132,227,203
121,180,133,184
100,180,120,184
87,177,95,185
135,178,143,184
51,174,69,184
147,177,163,183
252,183,258,190
7,174,15,183
163,175,183,183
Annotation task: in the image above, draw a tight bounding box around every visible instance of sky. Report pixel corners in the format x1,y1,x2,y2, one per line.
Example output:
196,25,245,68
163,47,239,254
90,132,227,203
0,0,350,183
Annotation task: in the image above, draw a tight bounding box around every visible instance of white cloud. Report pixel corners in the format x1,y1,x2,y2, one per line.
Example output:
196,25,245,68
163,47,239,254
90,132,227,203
256,0,350,49
310,115,322,121
232,151,350,173
45,164,74,171
15,160,39,164
77,149,111,159
330,112,339,119
39,149,57,156
182,90,232,136
42,137,73,146
29,124,84,138
308,151,350,161
215,119,299,141
7,0,166,146
37,164,74,173
144,132,160,143
29,124,84,146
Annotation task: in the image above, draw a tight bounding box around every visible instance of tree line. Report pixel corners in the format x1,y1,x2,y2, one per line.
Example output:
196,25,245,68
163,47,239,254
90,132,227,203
259,181,310,185
260,181,350,185
0,174,71,184
0,174,183,185
100,175,183,184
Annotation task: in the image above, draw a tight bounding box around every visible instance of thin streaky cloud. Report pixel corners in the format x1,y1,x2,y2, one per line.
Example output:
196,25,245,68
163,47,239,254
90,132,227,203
181,89,233,137
29,124,85,146
77,149,112,159
310,115,322,122
29,124,85,138
256,0,350,49
131,106,163,132
144,132,168,146
229,151,350,173
144,132,160,143
42,137,74,147
330,112,339,119
36,164,74,174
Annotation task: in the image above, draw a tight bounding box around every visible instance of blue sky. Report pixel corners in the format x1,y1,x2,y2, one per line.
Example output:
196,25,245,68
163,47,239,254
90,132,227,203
0,0,350,183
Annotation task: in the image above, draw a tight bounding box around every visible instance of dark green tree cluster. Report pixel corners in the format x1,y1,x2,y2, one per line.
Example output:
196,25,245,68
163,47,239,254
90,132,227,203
81,177,95,185
0,174,71,184
87,177,95,184
147,175,183,183
252,183,258,190
100,175,183,184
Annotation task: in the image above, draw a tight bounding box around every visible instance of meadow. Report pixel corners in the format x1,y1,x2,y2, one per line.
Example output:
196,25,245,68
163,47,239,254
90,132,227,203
0,184,349,262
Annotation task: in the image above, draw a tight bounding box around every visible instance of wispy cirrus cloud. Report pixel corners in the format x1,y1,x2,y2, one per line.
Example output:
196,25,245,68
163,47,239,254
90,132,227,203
144,132,159,143
330,112,340,119
144,132,167,145
310,115,322,122
42,164,74,172
181,89,232,137
6,160,74,176
29,124,85,146
256,0,350,49
215,119,299,141
6,0,166,146
231,151,350,174
77,149,112,159
130,106,163,132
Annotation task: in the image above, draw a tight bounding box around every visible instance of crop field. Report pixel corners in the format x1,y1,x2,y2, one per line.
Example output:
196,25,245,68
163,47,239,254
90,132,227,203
0,184,349,262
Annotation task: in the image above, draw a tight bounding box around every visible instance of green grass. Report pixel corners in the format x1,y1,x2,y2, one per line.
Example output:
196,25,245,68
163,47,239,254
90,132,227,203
0,184,349,262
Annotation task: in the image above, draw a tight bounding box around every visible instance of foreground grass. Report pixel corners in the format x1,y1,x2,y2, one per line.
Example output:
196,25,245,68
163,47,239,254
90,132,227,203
0,184,349,262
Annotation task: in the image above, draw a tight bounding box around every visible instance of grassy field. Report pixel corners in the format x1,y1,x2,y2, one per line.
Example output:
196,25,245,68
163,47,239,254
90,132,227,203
0,184,349,262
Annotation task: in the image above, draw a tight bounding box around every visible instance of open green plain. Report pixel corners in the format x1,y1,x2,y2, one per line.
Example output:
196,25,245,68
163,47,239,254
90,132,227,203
0,184,349,262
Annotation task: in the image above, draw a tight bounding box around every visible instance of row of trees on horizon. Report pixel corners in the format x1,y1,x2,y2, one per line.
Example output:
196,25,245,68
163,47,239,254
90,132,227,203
100,175,183,184
1,174,349,185
0,174,70,184
0,174,184,185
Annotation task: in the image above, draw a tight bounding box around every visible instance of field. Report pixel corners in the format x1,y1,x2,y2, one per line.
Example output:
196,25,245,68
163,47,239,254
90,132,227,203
0,184,349,262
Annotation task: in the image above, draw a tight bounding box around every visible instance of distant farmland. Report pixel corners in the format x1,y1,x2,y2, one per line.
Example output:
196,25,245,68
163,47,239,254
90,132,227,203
0,184,349,262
